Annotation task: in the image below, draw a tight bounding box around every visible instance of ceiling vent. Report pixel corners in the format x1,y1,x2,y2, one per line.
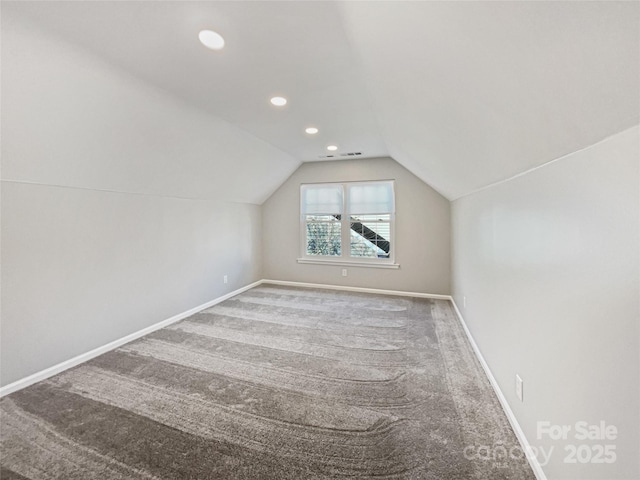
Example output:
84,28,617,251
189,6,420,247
317,152,363,159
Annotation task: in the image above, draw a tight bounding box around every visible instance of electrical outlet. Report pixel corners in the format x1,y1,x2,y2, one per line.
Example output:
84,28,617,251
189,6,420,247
515,374,523,402
463,296,467,308
223,275,228,284
342,268,348,277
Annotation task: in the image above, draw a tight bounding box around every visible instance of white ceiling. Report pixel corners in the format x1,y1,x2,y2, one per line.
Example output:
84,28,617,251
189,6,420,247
340,1,640,198
4,1,639,200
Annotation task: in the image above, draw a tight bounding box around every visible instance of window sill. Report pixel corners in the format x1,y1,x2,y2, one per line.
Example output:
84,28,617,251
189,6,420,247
297,258,400,269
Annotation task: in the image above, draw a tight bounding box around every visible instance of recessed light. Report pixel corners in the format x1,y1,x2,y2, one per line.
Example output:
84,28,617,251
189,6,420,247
305,127,319,135
327,145,338,151
198,30,225,50
270,96,287,107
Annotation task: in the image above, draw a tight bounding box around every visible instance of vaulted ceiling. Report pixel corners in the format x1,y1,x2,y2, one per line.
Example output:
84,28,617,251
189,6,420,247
4,1,639,200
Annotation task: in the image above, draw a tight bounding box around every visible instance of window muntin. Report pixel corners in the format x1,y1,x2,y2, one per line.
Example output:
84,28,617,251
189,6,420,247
301,181,395,264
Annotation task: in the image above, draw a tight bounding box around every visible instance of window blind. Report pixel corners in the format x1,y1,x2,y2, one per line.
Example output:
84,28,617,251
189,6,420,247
301,184,344,215
347,181,395,214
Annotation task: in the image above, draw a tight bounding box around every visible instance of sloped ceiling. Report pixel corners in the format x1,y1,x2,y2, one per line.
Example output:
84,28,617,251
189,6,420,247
3,1,638,200
339,1,640,198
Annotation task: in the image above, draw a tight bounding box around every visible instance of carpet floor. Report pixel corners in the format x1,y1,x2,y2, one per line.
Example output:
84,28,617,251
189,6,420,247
1,285,536,479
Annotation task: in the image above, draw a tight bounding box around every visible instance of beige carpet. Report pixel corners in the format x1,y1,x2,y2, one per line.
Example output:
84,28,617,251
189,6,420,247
1,285,535,479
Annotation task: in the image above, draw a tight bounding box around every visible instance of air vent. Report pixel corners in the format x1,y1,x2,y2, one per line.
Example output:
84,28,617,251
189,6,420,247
317,152,363,159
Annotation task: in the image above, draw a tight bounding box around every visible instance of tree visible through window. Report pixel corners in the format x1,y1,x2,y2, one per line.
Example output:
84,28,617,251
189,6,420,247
305,215,341,256
300,181,395,263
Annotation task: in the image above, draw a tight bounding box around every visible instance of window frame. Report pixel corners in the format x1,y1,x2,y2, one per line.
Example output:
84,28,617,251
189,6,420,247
299,180,398,268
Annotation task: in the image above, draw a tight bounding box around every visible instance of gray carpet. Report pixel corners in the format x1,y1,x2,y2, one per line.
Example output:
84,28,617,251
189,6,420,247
0,285,535,479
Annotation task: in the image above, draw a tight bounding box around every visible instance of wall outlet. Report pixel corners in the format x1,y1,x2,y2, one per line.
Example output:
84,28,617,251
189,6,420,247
223,275,228,284
342,268,348,277
463,296,467,308
515,374,524,402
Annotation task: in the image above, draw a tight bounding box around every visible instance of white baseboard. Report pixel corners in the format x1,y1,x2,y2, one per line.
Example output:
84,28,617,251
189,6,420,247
0,276,544,480
5,278,442,396
449,299,548,480
0,280,264,397
261,279,451,300
266,279,545,479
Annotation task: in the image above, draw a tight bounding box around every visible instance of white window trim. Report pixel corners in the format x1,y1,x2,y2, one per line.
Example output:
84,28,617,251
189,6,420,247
296,258,400,269
299,181,398,268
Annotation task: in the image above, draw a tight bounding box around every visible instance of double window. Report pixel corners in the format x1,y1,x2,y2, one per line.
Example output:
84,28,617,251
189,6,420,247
300,181,395,265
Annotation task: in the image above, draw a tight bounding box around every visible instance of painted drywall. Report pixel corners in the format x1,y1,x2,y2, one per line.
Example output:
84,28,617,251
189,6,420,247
452,126,639,479
0,15,276,385
1,13,299,205
1,183,261,385
262,157,451,295
339,1,639,199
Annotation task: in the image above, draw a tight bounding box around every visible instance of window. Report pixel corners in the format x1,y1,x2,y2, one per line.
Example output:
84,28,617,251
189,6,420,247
300,181,397,267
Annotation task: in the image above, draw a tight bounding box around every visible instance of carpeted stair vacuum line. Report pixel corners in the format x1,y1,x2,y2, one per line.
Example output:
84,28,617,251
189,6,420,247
0,285,536,479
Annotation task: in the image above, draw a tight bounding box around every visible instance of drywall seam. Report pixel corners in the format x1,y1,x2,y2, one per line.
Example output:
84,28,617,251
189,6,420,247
452,124,640,201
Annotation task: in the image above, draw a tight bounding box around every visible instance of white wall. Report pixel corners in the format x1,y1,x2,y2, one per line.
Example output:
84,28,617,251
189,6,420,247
1,184,261,386
0,14,297,385
451,126,639,480
262,157,451,294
